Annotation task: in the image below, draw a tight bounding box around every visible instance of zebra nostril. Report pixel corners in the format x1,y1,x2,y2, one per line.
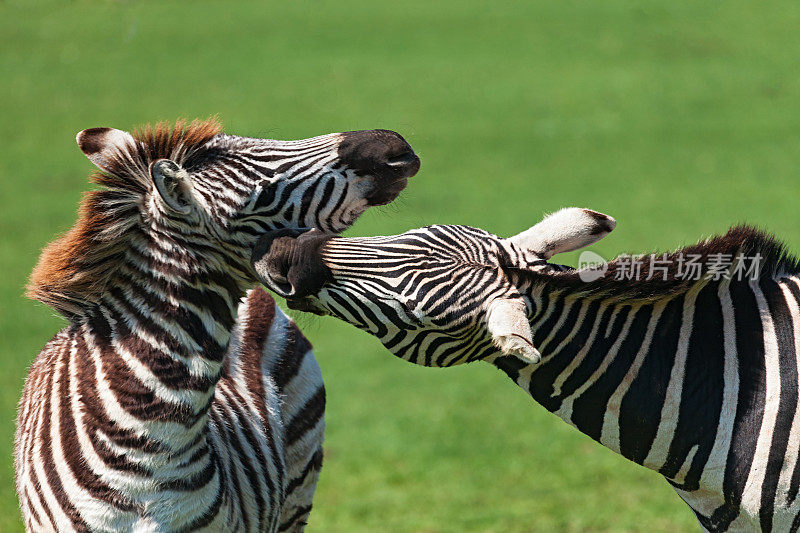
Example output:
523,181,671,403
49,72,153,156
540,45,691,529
338,129,420,180
386,151,418,168
385,150,420,180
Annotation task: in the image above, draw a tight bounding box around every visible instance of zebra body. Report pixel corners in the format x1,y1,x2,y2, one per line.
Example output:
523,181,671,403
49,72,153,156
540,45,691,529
253,210,800,531
18,119,419,531
16,288,322,532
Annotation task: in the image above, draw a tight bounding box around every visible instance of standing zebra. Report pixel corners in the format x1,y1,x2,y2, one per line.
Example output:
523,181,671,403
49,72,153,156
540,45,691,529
253,209,800,531
17,119,420,532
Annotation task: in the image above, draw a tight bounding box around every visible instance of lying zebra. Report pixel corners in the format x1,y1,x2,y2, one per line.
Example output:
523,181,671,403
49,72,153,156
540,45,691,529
252,208,800,532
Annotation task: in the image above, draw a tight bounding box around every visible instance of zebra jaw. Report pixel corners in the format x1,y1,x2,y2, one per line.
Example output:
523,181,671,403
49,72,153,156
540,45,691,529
485,298,541,364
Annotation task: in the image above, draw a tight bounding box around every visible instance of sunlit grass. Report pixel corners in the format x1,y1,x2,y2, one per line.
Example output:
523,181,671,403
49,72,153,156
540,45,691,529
2,1,799,530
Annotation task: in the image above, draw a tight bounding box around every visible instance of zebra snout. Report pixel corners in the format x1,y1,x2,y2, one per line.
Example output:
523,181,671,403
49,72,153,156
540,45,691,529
252,228,333,299
337,130,420,205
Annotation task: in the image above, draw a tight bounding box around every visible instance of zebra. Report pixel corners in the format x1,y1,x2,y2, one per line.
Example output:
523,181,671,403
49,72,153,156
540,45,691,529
18,118,420,532
252,208,800,531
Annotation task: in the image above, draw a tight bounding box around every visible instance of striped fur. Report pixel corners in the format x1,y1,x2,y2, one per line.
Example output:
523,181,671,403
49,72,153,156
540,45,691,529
262,223,800,531
16,288,322,532
17,120,417,531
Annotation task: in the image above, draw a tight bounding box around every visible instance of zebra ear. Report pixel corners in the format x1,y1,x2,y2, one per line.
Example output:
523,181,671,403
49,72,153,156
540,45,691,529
150,159,194,215
485,297,541,364
507,208,616,259
76,127,137,173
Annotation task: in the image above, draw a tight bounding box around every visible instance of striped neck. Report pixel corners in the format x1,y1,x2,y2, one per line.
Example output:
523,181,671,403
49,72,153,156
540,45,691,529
70,242,248,451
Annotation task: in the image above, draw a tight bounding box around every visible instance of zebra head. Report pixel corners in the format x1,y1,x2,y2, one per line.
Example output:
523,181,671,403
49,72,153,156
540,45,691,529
28,119,420,318
78,120,418,233
252,208,615,367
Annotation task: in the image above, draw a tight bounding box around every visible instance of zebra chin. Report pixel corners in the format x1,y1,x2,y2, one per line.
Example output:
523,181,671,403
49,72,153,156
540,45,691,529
363,177,409,207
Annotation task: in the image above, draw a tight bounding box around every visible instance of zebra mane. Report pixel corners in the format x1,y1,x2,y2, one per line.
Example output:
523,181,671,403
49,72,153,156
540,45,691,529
511,225,800,302
27,118,222,319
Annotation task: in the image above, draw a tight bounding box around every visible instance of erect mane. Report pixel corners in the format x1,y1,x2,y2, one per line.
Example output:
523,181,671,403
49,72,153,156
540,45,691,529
27,118,222,319
513,225,800,302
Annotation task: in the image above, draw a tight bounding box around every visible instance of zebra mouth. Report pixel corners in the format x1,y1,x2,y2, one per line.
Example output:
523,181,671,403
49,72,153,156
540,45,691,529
365,178,409,206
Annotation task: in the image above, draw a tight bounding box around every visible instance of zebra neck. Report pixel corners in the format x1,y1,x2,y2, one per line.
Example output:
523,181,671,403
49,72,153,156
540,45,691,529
71,257,247,449
491,276,753,487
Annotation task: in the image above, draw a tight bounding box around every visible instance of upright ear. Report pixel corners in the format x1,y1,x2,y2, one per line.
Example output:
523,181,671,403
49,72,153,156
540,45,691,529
507,207,616,259
76,127,137,173
150,159,195,215
252,229,334,298
485,297,541,364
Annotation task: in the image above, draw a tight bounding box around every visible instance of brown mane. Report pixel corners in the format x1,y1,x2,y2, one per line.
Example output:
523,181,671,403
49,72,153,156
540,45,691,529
27,118,222,319
511,225,800,303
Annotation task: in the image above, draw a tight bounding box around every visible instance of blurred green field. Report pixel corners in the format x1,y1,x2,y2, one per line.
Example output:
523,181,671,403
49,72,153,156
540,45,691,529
2,1,800,531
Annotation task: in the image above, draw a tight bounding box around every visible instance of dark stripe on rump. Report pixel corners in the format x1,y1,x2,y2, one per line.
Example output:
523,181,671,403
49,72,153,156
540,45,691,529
237,287,276,420
284,448,324,498
220,382,283,525
210,399,267,530
275,324,314,391
173,472,224,533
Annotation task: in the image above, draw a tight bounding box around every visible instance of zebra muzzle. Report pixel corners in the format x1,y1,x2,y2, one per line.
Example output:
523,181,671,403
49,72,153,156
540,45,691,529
252,228,334,299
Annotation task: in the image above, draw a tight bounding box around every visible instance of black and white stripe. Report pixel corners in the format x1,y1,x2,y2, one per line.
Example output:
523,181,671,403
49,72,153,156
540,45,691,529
18,121,417,531
259,220,800,531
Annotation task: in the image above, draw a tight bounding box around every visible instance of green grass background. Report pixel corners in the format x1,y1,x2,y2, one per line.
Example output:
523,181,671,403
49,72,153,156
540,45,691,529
2,1,799,531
